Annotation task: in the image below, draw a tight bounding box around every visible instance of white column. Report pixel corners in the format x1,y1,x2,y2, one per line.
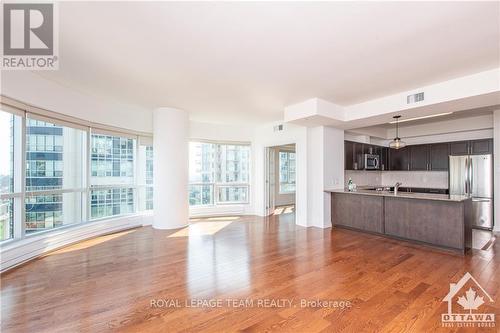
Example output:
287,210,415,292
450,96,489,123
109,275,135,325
153,107,189,229
307,126,344,228
494,110,500,232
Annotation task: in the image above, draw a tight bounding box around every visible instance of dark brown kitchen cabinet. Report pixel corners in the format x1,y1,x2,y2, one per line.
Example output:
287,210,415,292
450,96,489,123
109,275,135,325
389,146,410,170
450,141,469,155
353,142,364,169
380,147,389,171
344,141,354,170
344,139,491,172
449,139,493,156
471,139,493,154
429,143,450,171
410,145,429,171
345,141,367,170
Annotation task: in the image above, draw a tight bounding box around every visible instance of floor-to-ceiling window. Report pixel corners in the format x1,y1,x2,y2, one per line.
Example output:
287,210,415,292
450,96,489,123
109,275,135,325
0,98,153,244
189,142,250,206
138,141,153,211
0,110,17,241
25,117,86,234
90,133,136,219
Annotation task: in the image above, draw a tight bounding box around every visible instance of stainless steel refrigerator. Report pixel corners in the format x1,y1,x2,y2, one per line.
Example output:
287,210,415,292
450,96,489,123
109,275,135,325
449,154,493,230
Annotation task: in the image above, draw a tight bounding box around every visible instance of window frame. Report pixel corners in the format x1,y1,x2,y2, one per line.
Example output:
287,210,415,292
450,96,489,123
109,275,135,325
189,141,251,207
89,129,138,220
0,97,153,243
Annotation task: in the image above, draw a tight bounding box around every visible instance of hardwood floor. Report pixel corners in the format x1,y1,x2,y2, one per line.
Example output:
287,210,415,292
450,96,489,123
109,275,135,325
1,212,499,332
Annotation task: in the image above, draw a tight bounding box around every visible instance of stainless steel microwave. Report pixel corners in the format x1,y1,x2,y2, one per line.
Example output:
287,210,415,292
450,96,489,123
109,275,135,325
362,154,380,170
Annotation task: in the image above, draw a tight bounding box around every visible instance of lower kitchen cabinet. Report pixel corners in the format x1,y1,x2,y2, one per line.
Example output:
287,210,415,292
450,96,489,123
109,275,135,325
331,193,384,233
384,197,468,250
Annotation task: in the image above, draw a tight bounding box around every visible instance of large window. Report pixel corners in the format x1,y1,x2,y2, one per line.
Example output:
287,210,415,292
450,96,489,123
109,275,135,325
0,110,16,241
90,133,136,219
279,151,296,193
138,144,153,211
189,142,250,206
25,117,86,234
0,98,154,243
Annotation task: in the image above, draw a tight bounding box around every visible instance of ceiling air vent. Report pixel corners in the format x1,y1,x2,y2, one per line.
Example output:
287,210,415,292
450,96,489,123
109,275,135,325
407,92,424,104
273,124,284,132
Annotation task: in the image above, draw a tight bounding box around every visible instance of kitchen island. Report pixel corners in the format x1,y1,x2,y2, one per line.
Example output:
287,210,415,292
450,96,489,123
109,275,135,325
326,189,473,254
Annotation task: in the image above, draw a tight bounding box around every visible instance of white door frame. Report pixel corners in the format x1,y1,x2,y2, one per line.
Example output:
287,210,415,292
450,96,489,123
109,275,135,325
264,147,275,216
264,143,297,217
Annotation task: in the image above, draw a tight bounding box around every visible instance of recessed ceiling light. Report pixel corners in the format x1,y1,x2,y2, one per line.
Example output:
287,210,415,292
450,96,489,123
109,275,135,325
388,112,453,124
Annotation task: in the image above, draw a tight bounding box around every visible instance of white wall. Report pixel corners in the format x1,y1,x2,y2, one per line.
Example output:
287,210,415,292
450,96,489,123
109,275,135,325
1,71,152,133
190,121,255,143
494,110,500,232
386,114,493,139
308,126,344,228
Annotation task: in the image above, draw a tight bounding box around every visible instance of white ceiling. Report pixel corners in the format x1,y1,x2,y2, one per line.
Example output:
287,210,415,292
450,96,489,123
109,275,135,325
37,1,500,124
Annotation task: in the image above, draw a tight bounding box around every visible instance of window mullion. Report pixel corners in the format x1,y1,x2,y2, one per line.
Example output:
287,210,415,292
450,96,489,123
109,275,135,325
15,114,26,239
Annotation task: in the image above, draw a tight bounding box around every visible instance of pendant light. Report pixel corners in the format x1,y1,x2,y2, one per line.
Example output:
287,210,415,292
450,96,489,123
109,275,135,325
389,115,406,149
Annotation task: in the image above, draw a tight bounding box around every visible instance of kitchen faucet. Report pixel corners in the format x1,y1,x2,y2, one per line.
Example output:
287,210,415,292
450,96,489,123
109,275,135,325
394,182,402,195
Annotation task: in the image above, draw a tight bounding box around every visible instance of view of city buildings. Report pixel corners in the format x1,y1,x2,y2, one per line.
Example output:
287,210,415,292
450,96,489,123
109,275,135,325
189,142,250,206
0,109,154,239
0,107,250,240
90,134,135,219
279,151,296,193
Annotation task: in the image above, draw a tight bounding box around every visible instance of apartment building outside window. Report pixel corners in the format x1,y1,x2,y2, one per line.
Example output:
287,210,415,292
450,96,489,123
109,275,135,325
0,99,153,243
138,143,153,211
25,117,86,234
279,151,296,193
189,142,250,206
90,134,136,219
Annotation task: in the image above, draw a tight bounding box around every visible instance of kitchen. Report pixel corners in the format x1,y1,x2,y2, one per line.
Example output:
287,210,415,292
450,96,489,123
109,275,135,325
327,111,494,254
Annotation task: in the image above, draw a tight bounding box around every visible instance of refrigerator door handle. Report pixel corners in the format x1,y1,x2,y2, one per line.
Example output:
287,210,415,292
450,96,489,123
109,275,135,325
464,158,469,195
472,198,490,203
469,158,473,196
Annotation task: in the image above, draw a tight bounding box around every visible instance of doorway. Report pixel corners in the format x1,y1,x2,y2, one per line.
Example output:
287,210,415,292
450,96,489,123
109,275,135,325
265,144,296,219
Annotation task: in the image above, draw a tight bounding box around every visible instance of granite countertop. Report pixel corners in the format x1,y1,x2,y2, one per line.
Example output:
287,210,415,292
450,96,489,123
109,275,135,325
324,188,470,202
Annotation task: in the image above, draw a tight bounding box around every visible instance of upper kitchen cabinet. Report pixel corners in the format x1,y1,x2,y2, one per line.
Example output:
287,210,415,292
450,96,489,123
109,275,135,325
450,139,493,155
450,141,469,155
344,141,365,170
471,139,493,155
389,146,410,171
409,145,429,171
345,141,354,170
344,141,387,170
429,143,450,171
380,147,389,171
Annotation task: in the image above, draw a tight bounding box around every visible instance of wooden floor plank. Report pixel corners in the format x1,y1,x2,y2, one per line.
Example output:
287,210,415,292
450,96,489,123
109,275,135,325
1,212,499,332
